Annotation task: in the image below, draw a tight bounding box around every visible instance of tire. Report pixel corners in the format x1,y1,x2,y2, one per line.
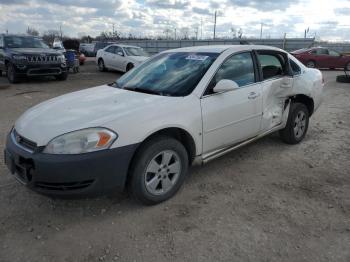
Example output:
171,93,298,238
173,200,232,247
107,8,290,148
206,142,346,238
98,59,106,72
336,75,350,83
306,60,316,68
345,62,350,71
279,103,309,145
7,63,20,83
55,72,68,81
126,63,134,72
129,136,189,205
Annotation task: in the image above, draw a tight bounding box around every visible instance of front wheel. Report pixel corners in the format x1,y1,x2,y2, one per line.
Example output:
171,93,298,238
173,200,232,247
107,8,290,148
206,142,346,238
7,63,20,83
345,62,350,71
55,72,68,81
306,60,316,68
129,136,189,205
279,103,309,144
98,59,106,72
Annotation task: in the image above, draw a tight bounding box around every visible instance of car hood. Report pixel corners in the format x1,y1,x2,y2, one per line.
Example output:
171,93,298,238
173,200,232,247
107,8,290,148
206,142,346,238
15,85,171,146
9,48,61,55
128,56,149,63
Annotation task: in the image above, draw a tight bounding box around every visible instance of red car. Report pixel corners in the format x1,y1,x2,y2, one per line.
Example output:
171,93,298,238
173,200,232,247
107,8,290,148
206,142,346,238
291,47,350,71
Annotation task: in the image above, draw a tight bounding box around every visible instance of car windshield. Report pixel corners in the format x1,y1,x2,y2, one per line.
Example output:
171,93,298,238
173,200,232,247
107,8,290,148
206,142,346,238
116,52,218,97
124,47,149,57
4,36,49,48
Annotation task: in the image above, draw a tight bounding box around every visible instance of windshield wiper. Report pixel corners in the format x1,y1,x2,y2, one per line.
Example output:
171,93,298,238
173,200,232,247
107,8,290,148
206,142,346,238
123,86,164,96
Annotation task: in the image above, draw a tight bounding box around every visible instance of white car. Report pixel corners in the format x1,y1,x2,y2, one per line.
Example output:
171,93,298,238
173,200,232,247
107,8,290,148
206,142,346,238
4,45,323,205
96,44,149,72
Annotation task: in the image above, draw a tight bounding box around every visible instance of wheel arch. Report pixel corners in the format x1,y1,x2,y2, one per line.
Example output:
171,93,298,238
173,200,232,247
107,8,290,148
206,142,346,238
136,127,197,164
289,94,314,116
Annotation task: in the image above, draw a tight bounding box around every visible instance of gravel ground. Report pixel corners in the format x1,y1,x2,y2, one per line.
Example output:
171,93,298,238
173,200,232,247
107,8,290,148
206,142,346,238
0,63,349,262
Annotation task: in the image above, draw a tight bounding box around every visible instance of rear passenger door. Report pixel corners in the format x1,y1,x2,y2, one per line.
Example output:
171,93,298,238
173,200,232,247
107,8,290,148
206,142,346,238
201,52,263,154
257,51,293,132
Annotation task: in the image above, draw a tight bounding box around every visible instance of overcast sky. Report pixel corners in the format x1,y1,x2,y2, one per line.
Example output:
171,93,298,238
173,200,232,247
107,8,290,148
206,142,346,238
1,0,350,40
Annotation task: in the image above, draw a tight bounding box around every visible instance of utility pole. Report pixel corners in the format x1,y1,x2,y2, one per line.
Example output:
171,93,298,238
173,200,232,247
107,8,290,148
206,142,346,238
260,23,263,39
174,28,177,40
59,25,62,40
201,18,204,40
213,10,217,40
112,23,115,36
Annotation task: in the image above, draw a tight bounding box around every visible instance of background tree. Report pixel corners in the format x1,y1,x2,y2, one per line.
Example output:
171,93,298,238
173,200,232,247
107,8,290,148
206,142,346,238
26,27,39,36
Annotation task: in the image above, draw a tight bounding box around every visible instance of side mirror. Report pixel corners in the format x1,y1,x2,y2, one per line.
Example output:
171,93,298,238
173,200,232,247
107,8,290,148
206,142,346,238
213,79,239,93
117,51,124,56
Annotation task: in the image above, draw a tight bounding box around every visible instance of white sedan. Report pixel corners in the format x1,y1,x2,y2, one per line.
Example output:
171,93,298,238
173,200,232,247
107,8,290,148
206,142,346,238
5,45,323,205
96,44,149,72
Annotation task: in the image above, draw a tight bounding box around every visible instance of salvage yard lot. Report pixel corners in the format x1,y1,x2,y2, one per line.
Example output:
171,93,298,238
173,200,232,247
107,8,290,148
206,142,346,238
0,62,349,262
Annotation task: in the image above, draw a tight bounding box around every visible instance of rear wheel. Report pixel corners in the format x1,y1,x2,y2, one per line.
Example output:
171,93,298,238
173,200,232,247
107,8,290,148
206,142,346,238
129,136,189,205
7,63,20,83
98,59,106,72
279,103,309,144
306,60,316,68
126,63,134,72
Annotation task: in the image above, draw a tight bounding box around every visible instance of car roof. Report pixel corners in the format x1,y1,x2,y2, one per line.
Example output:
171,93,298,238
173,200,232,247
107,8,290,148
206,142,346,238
109,44,142,48
163,45,285,54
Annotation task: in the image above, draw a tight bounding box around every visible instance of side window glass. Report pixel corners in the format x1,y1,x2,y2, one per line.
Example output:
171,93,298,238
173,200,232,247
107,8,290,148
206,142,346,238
290,59,301,75
258,54,284,80
115,47,123,55
105,46,115,53
213,52,255,88
316,49,328,55
329,50,340,56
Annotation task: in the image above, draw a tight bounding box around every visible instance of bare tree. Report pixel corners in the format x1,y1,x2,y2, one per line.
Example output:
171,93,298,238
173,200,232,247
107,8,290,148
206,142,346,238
238,28,243,39
230,27,236,39
163,28,172,39
26,27,39,36
180,27,189,40
42,30,60,46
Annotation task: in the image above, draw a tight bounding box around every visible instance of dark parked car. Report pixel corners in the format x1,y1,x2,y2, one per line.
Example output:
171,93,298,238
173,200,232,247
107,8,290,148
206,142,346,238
93,42,115,56
291,47,350,70
0,34,68,83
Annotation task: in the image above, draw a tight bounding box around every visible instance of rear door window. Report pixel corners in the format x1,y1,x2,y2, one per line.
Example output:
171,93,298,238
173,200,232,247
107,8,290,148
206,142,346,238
258,54,284,80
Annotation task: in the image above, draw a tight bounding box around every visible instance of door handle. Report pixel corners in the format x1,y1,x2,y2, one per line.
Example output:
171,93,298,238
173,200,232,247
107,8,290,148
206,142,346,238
248,92,260,100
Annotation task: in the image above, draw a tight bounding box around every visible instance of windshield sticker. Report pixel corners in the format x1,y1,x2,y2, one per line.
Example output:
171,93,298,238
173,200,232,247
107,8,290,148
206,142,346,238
185,55,209,61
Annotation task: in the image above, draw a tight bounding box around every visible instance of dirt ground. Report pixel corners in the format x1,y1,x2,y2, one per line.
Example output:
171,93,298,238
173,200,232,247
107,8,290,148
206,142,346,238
0,62,349,262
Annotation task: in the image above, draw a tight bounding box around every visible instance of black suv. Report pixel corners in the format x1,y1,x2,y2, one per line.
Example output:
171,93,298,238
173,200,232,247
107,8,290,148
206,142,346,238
0,34,68,83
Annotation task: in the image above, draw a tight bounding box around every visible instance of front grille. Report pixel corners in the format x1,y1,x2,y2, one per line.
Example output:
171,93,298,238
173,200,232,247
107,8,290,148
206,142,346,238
27,55,59,63
27,68,61,76
12,129,37,152
35,180,95,191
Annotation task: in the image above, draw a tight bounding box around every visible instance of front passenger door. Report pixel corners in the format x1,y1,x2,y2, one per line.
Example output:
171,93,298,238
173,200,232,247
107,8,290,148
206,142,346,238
201,52,262,154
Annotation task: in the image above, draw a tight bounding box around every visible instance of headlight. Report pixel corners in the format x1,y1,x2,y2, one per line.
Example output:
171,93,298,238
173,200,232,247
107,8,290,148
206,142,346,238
13,55,27,61
58,55,66,63
43,128,118,154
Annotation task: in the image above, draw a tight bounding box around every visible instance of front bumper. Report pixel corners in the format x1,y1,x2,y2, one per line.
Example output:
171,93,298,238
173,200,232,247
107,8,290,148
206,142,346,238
4,132,138,197
13,63,67,76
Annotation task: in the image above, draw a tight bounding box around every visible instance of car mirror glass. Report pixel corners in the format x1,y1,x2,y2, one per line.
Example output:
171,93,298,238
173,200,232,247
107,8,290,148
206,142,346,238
117,52,124,56
213,79,239,93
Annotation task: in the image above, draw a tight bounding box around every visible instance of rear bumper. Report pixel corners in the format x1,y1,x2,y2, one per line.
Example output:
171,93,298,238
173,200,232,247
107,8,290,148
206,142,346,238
13,63,67,76
4,132,138,197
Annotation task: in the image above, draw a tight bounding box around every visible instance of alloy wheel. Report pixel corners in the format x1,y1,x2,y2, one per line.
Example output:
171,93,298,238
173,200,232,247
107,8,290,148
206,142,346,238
294,111,306,139
144,150,181,195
